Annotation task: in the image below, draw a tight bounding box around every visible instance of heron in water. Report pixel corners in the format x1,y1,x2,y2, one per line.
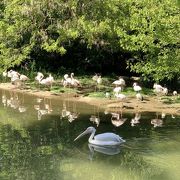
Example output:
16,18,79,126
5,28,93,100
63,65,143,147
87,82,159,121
74,126,125,146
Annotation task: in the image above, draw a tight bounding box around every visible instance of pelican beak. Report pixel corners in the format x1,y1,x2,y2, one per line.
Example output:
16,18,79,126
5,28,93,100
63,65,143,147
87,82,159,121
121,138,126,143
74,129,89,141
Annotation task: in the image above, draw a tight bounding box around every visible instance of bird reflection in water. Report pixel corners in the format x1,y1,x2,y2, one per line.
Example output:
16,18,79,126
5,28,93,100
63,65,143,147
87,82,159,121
74,127,125,160
131,112,141,127
2,90,8,107
34,97,53,120
151,113,163,127
88,144,121,160
18,92,27,113
89,105,100,127
60,100,79,123
44,98,53,114
68,101,79,123
7,91,19,109
1,91,27,113
111,106,127,127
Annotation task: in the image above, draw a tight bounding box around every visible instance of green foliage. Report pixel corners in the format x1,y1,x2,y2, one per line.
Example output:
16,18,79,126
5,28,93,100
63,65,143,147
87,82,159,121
0,0,179,81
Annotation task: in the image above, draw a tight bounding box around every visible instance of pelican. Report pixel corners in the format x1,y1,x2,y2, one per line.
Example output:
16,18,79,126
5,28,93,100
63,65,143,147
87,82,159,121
136,92,143,101
74,126,125,146
70,73,81,87
97,76,102,84
112,77,126,90
133,82,142,92
105,92,111,99
2,71,7,82
173,91,177,96
113,86,122,94
2,71,7,77
162,87,168,95
19,74,29,88
92,73,98,82
114,93,126,100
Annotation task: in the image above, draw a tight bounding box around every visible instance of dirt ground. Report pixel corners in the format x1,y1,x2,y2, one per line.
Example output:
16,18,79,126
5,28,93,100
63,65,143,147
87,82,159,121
0,83,179,115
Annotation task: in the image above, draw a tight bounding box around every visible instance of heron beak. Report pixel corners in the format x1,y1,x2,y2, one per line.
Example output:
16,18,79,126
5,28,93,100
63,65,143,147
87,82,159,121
74,129,89,141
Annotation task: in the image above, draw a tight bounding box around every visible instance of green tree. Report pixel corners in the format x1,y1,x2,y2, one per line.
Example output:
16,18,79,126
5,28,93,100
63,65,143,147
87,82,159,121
0,0,179,81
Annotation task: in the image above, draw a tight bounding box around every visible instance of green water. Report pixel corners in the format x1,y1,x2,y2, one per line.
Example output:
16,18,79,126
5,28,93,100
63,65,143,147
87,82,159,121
0,90,180,180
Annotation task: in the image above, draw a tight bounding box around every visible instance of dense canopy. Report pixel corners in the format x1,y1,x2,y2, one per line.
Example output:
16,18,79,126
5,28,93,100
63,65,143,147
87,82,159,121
0,0,179,81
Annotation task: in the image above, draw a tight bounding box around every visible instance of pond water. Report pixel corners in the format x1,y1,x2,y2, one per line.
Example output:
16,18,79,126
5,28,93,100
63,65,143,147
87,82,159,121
0,89,180,180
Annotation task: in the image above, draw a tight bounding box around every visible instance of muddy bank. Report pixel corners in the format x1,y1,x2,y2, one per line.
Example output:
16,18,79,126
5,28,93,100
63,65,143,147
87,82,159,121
0,83,179,115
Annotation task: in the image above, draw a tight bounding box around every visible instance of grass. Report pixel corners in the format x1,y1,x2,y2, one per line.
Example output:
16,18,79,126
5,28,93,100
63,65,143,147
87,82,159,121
160,96,180,104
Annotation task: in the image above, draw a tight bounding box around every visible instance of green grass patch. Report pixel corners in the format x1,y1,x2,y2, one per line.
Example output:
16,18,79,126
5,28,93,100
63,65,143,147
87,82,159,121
160,96,180,104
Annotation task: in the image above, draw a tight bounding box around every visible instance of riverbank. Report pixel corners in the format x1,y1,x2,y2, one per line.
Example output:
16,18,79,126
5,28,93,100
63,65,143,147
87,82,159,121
0,83,179,115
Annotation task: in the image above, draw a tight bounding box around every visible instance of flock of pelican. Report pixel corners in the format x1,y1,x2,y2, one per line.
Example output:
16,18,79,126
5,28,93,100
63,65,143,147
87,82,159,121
2,70,178,102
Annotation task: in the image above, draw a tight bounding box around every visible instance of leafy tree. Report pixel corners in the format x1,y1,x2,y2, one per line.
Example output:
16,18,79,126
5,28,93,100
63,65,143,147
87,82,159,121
0,0,179,81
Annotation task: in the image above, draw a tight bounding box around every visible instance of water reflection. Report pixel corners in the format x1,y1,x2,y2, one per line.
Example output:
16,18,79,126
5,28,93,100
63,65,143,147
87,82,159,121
60,100,79,123
2,91,28,113
0,89,180,180
89,105,100,126
151,113,163,127
131,112,141,127
33,97,53,120
88,144,121,160
111,112,127,127
151,118,163,128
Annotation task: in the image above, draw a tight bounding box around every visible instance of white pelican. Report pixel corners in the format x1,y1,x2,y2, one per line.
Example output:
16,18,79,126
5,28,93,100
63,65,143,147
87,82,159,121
20,74,29,81
2,71,7,77
133,82,142,92
20,74,29,88
136,93,143,101
35,72,44,82
112,77,126,90
92,73,98,82
97,75,102,85
70,73,81,87
153,83,163,90
113,86,122,94
105,92,110,98
114,93,126,100
153,83,168,96
162,87,168,95
173,91,177,96
74,126,125,146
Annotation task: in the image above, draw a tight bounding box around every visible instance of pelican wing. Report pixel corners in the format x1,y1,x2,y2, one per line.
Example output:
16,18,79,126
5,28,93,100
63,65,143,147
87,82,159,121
94,133,122,142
